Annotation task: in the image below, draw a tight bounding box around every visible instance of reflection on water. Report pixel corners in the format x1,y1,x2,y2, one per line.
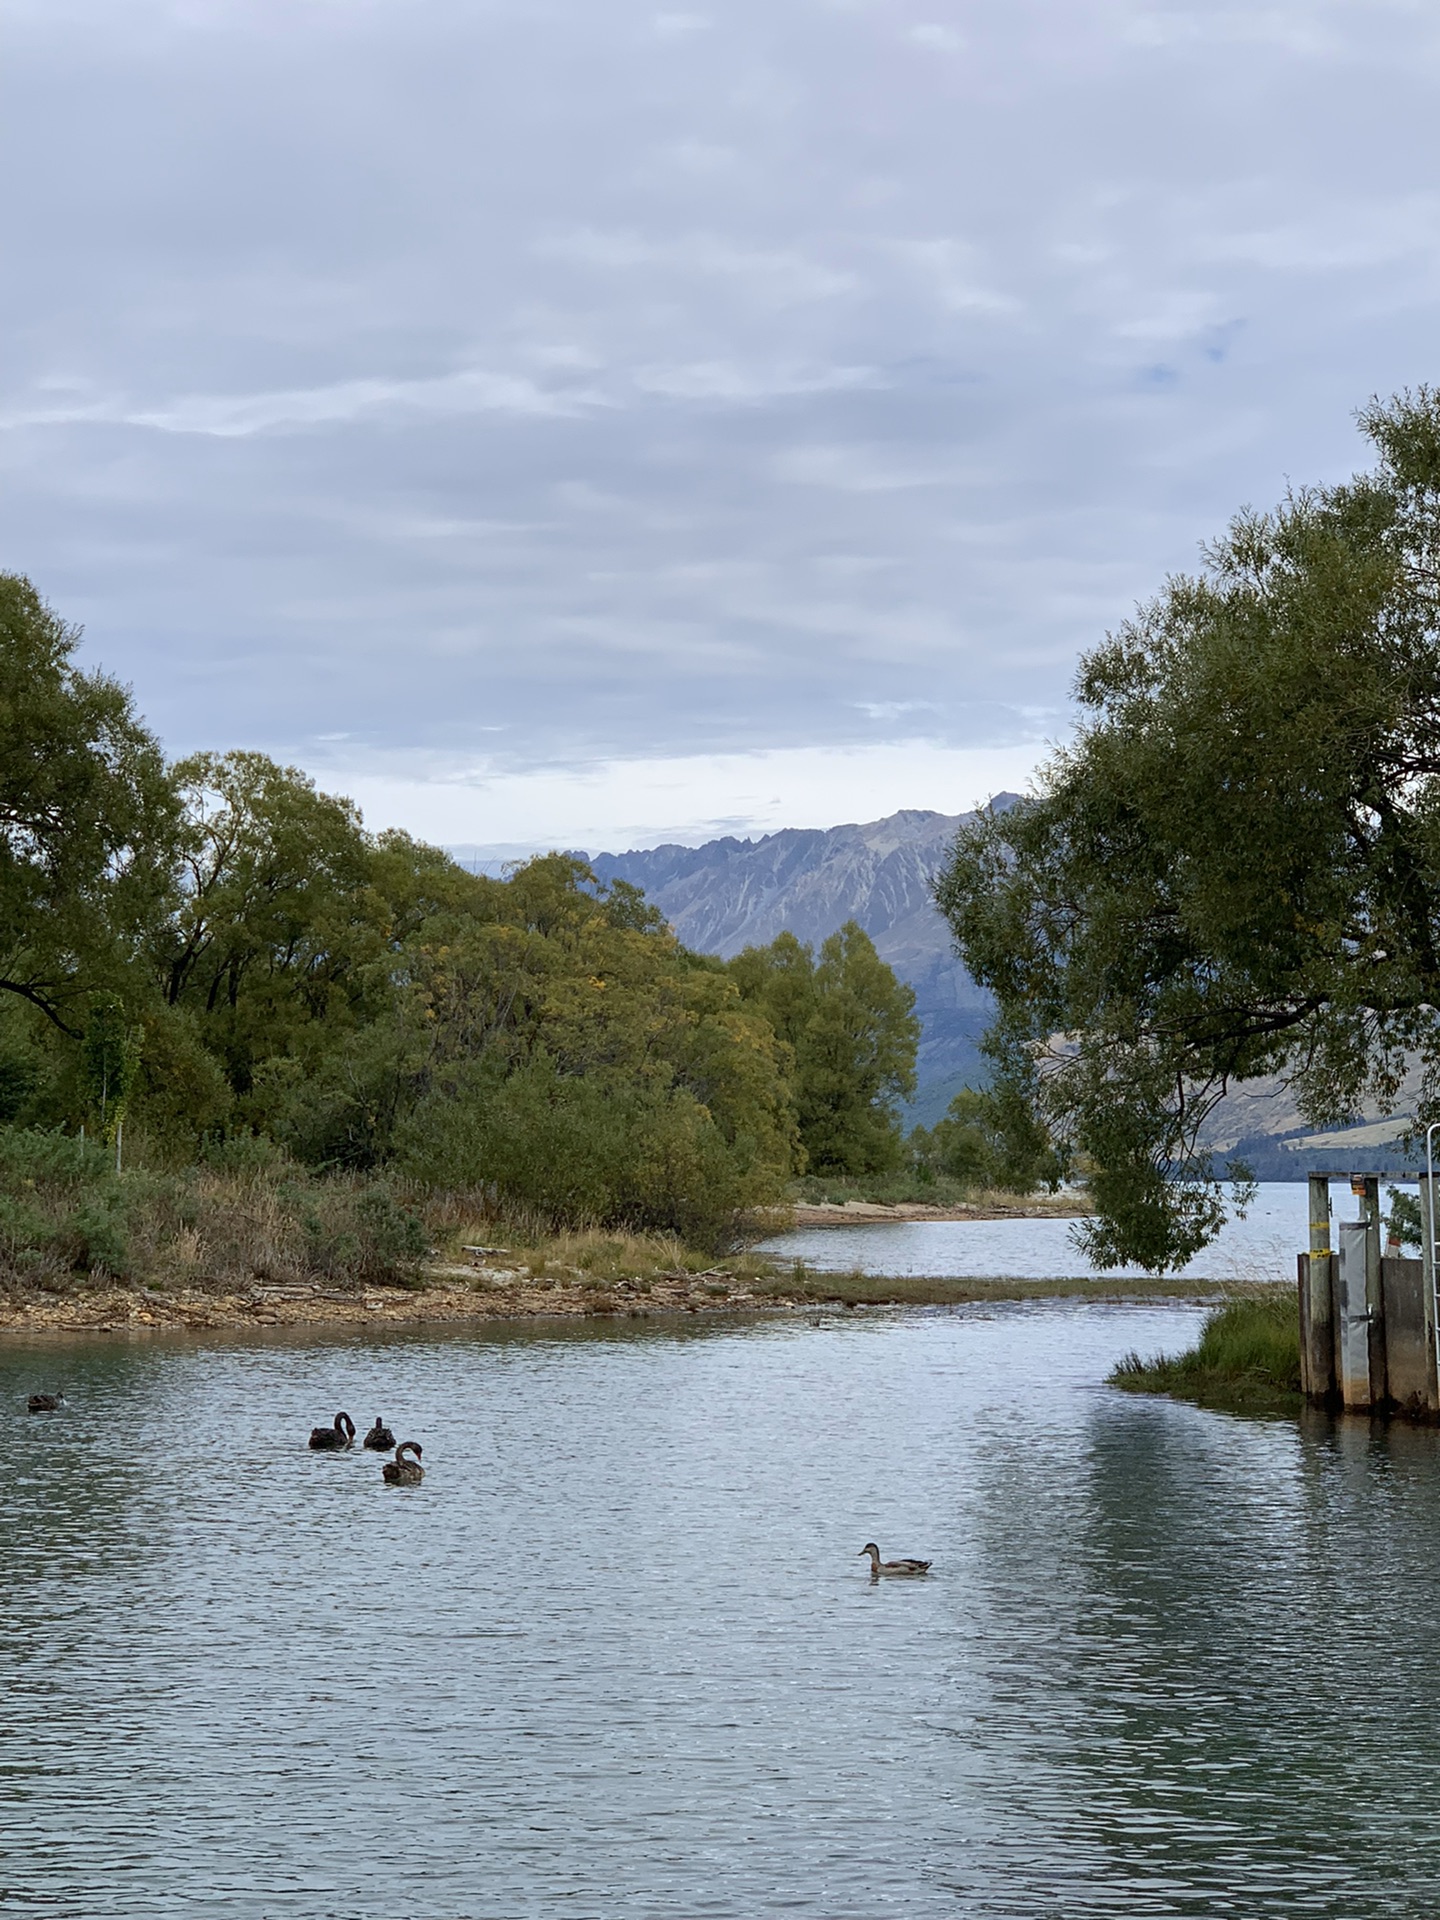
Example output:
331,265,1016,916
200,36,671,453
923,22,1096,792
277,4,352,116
758,1179,1324,1279
4,1306,1440,1917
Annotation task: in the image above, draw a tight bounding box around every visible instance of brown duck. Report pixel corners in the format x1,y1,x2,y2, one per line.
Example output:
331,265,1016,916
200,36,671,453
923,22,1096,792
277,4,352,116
860,1542,931,1577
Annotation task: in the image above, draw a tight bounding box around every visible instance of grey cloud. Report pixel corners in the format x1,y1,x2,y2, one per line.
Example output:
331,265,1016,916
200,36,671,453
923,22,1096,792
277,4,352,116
4,0,1440,809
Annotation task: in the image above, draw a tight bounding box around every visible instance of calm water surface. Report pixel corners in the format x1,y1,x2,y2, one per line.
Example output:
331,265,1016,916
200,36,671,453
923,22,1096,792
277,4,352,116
758,1180,1329,1279
5,1304,1440,1918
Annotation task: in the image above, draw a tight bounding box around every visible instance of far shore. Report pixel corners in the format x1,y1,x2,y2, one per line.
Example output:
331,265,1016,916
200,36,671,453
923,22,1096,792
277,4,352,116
773,1194,1091,1228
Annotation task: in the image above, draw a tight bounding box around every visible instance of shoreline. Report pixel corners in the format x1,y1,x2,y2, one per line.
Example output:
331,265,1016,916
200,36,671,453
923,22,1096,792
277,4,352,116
777,1197,1091,1227
0,1266,1273,1342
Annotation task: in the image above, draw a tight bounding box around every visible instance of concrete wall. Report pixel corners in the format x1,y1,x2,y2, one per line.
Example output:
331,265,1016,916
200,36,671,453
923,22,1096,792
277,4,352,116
1299,1245,1440,1417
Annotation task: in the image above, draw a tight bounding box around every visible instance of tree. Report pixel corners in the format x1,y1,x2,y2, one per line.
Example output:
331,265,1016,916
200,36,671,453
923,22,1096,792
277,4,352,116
269,853,799,1244
935,388,1440,1269
916,1082,1066,1193
729,923,919,1175
80,994,142,1161
158,751,392,1095
0,575,177,1032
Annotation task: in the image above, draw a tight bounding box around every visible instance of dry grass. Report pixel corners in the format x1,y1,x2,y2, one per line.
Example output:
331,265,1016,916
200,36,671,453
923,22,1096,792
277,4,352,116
0,1132,429,1297
426,1211,783,1291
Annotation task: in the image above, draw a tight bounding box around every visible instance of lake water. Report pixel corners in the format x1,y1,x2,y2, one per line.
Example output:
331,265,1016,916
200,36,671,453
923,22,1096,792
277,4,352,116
757,1179,1380,1280
6,1306,1440,1918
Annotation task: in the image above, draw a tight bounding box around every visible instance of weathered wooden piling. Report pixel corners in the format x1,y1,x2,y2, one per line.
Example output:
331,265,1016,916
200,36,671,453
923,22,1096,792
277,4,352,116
1298,1172,1335,1399
1298,1172,1440,1419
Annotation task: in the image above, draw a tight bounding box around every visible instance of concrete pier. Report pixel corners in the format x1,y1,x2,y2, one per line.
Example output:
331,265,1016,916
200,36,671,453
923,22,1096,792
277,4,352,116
1298,1173,1440,1418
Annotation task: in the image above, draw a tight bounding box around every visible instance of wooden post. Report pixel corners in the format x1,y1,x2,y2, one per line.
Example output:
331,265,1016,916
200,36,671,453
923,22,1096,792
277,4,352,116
1301,1174,1335,1400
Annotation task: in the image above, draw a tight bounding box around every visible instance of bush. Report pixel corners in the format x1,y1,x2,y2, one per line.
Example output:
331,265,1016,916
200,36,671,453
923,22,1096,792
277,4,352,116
396,1059,778,1251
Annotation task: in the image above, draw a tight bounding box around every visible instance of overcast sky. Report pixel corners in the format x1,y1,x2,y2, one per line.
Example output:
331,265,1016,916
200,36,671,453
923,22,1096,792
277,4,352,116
7,0,1440,852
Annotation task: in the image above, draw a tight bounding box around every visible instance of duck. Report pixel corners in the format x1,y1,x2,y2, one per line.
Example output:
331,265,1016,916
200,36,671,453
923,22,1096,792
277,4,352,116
308,1411,356,1451
860,1542,931,1577
362,1417,396,1452
382,1441,424,1486
26,1393,62,1413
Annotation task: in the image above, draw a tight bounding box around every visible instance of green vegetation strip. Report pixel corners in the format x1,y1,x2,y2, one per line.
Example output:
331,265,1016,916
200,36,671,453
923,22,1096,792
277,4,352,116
1110,1292,1302,1418
754,1269,1241,1308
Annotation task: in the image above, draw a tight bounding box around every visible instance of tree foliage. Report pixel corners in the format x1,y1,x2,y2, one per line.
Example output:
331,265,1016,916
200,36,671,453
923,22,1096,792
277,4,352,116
0,576,177,1032
729,923,919,1175
935,389,1440,1269
913,1082,1066,1193
0,572,924,1252
80,995,141,1141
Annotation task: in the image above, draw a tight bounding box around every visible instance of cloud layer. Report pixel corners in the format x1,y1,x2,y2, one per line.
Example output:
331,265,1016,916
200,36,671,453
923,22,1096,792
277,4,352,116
6,0,1440,845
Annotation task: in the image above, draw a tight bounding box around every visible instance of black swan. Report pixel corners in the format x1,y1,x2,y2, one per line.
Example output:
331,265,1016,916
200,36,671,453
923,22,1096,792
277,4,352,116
308,1411,356,1451
362,1418,396,1452
382,1441,424,1485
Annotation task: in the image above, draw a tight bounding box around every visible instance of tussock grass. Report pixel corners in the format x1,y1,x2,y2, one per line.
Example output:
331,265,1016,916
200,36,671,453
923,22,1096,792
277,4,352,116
430,1219,711,1284
1110,1291,1302,1417
424,1216,781,1293
0,1130,431,1296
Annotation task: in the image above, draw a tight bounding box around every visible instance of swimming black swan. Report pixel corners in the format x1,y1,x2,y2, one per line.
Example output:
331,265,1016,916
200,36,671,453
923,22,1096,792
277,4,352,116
382,1441,424,1485
27,1393,62,1413
309,1411,356,1451
362,1418,396,1451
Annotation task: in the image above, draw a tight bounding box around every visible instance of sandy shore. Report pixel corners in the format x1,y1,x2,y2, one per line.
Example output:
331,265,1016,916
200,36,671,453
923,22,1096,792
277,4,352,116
779,1197,1091,1227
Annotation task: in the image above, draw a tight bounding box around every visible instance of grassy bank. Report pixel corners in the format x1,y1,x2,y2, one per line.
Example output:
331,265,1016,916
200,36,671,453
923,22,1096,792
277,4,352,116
0,1124,1242,1334
0,1127,773,1305
1110,1291,1302,1417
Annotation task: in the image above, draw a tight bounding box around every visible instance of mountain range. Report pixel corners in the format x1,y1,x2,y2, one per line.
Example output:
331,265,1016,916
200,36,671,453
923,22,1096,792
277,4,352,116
589,803,1419,1175
590,804,1002,1125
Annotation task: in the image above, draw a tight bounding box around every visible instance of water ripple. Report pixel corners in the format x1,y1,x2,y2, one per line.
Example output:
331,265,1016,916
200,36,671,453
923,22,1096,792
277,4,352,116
1,1305,1438,1917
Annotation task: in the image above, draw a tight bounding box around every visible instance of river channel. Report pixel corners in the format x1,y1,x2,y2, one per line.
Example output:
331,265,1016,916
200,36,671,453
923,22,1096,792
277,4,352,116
5,1302,1440,1918
758,1179,1368,1280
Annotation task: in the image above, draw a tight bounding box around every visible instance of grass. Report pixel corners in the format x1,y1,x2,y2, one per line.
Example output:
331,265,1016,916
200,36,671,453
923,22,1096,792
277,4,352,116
1110,1291,1302,1418
0,1130,432,1296
750,1264,1241,1309
418,1215,780,1295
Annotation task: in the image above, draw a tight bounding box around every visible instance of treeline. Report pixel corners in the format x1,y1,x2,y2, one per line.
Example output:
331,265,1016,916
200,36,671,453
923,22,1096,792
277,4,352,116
1,575,929,1265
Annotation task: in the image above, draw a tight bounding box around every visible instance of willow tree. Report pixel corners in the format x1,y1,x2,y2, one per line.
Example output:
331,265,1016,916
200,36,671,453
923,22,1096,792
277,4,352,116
0,575,177,1032
935,390,1440,1269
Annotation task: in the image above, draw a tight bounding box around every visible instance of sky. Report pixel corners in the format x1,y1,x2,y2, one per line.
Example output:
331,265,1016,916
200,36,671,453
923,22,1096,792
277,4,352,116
7,0,1440,855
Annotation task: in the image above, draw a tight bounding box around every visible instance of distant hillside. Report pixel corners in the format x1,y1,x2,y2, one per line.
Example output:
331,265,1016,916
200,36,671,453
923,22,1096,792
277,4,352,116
590,805,1012,1122
589,805,1422,1174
